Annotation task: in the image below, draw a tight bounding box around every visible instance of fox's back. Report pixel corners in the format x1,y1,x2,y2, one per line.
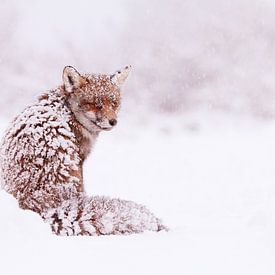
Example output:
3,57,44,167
0,90,82,213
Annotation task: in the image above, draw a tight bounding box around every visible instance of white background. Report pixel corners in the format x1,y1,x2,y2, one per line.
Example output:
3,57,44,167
0,0,275,274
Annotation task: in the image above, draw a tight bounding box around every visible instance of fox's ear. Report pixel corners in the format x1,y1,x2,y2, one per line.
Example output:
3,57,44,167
63,66,82,92
110,65,131,86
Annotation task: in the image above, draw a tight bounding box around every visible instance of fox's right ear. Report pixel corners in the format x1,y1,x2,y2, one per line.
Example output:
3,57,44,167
63,66,82,92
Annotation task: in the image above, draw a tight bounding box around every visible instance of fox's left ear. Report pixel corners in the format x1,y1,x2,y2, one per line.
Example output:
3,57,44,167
111,65,131,86
63,66,82,92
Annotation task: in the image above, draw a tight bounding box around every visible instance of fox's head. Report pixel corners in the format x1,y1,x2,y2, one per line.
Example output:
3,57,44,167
62,65,130,133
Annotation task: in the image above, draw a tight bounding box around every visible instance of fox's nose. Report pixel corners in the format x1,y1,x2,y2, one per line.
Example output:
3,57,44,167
109,119,117,126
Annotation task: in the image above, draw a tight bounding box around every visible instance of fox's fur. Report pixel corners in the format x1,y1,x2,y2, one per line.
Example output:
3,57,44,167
0,66,165,236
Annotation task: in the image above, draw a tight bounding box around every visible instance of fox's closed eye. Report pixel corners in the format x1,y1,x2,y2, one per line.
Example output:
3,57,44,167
82,102,91,109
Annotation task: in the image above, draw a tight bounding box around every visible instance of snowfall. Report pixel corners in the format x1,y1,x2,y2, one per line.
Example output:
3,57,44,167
1,0,275,274
0,112,274,275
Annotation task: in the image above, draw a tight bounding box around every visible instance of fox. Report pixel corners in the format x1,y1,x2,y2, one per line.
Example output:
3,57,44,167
0,66,166,236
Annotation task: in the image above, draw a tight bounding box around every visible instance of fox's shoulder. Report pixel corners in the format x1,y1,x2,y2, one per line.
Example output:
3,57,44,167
2,88,77,151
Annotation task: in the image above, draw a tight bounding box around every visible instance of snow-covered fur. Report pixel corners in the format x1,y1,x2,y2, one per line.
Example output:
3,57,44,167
42,195,165,236
0,66,166,235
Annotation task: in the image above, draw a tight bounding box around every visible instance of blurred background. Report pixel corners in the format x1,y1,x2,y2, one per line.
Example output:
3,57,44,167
1,0,275,120
1,2,275,273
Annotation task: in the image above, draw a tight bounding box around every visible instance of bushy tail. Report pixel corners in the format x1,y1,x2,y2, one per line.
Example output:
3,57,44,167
41,195,167,236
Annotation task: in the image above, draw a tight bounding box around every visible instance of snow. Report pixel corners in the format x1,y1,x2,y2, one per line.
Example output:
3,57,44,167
0,113,274,274
1,0,275,271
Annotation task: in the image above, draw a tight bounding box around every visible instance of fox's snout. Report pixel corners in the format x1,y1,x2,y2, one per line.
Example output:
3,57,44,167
100,117,118,129
91,115,118,131
109,118,117,126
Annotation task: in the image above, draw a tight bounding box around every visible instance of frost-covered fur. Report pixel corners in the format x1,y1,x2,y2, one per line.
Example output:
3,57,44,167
42,195,165,236
0,66,166,236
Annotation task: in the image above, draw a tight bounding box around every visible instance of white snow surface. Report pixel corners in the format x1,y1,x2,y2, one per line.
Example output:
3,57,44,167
0,113,274,274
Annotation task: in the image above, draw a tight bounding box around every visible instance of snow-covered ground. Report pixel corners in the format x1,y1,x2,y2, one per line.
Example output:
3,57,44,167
1,0,275,273
0,113,274,275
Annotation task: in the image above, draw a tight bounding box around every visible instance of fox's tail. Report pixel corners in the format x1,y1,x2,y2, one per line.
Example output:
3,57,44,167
41,195,167,236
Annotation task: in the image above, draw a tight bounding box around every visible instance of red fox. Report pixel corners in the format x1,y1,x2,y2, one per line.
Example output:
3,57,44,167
0,66,166,236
